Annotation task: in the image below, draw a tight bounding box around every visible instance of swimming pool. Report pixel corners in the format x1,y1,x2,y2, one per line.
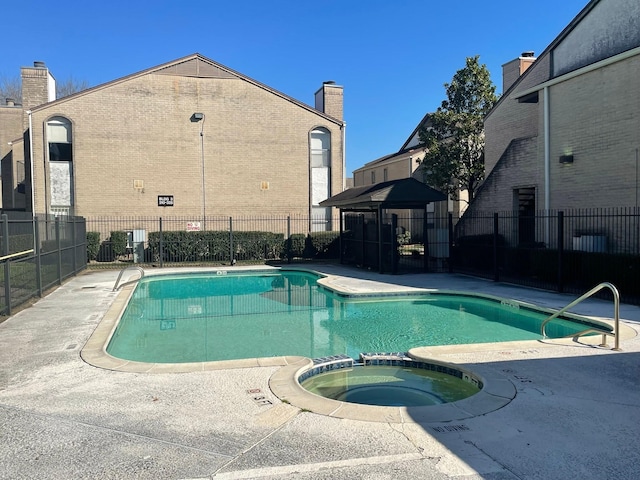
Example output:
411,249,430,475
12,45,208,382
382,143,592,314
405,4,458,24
105,269,611,364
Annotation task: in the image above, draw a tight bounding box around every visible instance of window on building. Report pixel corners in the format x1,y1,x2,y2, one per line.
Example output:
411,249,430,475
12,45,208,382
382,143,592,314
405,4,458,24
310,128,332,231
46,116,74,214
371,171,376,184
47,117,72,162
383,168,388,182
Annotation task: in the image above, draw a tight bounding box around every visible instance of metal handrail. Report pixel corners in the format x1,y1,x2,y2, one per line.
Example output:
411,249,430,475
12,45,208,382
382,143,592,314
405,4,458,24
541,282,621,351
112,266,145,291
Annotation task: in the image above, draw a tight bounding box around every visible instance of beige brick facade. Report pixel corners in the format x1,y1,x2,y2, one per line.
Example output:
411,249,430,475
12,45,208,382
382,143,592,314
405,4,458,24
2,55,345,220
473,0,640,215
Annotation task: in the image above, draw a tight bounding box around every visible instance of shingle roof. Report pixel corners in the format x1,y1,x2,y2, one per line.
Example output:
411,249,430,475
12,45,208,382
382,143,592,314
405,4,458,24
320,178,446,211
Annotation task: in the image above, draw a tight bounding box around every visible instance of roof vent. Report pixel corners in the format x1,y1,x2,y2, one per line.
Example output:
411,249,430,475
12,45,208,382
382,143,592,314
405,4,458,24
521,51,535,58
6,98,15,106
33,61,46,68
323,80,336,85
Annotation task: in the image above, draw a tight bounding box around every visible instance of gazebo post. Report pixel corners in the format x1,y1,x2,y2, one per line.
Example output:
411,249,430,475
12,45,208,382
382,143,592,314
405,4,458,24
339,208,344,264
377,204,384,273
423,203,430,273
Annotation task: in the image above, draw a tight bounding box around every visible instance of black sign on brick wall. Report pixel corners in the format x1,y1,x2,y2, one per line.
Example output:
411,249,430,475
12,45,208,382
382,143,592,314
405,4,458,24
158,195,174,207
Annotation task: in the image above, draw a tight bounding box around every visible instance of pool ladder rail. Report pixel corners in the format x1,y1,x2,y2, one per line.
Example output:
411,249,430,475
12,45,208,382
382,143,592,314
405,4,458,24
540,282,621,351
113,266,145,291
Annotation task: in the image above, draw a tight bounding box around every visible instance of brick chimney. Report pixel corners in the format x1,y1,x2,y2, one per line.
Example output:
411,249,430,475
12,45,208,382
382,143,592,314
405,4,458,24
502,51,536,93
21,61,56,110
314,81,343,121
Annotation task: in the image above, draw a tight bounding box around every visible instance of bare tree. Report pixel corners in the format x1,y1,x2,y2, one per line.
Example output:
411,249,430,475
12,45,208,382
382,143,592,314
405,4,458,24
0,74,22,104
0,73,90,103
56,76,90,99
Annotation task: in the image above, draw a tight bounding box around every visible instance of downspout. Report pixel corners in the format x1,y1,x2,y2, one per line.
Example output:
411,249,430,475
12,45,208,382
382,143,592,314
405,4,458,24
26,110,36,254
26,110,35,214
341,122,346,191
543,86,550,245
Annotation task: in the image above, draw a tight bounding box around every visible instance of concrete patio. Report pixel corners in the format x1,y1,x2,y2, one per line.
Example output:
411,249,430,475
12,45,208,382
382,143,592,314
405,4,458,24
1,265,639,479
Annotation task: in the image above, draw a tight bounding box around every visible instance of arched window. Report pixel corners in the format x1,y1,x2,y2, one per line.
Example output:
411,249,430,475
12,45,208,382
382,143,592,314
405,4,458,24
310,128,331,231
46,116,74,215
47,117,72,162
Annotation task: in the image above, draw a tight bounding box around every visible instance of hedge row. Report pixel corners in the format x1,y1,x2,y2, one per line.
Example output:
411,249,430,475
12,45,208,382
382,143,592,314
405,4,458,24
87,230,340,263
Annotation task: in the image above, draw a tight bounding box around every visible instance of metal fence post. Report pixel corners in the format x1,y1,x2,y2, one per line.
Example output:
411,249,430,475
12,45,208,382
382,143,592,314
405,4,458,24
229,217,234,263
2,214,11,316
558,211,564,293
71,216,77,274
35,217,42,297
493,212,499,282
286,216,291,264
159,217,164,268
448,213,454,273
391,214,398,274
423,207,429,273
56,217,62,285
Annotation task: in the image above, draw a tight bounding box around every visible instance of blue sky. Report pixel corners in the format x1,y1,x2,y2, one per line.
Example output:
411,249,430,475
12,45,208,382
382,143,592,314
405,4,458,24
4,0,589,175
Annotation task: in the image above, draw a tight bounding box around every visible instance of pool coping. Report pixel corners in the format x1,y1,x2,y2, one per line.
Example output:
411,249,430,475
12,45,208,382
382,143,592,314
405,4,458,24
269,354,517,423
81,265,636,375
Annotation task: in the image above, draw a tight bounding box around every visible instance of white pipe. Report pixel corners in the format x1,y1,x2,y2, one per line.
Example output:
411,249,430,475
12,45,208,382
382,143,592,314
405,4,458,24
26,110,35,214
341,122,346,191
26,109,36,253
200,114,206,225
543,86,550,245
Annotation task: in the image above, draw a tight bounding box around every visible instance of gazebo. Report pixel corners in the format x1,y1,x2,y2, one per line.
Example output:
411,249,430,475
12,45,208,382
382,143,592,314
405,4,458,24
320,178,447,273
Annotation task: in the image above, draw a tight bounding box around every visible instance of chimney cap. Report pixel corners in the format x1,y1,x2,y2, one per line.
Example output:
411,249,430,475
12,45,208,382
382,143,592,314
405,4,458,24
521,51,535,58
323,80,336,85
33,61,46,68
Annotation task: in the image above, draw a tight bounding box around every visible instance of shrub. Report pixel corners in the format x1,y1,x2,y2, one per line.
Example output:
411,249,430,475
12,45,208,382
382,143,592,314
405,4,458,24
109,231,128,258
146,230,284,263
285,234,306,259
307,231,340,259
86,232,100,261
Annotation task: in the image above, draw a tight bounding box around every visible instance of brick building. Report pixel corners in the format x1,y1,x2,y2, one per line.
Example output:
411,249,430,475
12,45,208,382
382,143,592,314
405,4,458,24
1,54,345,226
469,0,640,222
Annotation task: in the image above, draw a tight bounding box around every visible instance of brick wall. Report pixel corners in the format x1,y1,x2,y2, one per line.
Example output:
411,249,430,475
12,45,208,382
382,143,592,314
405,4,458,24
548,54,640,209
28,70,344,218
484,54,550,176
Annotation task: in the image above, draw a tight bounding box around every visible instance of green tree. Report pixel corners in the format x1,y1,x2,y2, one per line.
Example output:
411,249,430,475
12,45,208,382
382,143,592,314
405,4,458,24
418,55,497,204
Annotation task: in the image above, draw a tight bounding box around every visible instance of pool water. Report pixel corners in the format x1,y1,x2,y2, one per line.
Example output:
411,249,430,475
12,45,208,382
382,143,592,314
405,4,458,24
300,365,481,407
106,270,608,363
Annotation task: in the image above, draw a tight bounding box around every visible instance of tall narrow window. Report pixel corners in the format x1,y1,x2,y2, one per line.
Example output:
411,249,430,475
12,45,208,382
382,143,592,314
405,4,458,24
310,128,331,231
47,116,74,215
48,117,72,161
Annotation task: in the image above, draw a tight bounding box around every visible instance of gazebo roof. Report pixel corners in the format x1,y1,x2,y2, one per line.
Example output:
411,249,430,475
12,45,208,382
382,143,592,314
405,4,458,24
319,178,446,211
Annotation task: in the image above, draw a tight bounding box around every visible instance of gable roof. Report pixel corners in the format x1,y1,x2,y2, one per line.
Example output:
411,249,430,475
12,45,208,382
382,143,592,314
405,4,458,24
320,178,446,211
485,0,600,119
31,53,344,125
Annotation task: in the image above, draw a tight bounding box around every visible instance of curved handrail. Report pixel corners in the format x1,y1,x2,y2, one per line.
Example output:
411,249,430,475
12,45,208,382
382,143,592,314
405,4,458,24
112,266,145,291
541,282,620,351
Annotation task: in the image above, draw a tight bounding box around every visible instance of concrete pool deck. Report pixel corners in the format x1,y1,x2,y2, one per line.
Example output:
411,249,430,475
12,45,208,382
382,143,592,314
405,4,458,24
1,265,639,479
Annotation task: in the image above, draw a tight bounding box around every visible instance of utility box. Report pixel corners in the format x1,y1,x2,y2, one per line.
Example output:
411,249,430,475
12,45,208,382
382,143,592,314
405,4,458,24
132,229,146,263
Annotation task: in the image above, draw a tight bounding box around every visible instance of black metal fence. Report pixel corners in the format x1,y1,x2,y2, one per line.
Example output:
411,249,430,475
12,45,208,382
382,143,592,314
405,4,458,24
452,207,640,304
3,207,636,315
85,215,342,266
0,213,87,316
